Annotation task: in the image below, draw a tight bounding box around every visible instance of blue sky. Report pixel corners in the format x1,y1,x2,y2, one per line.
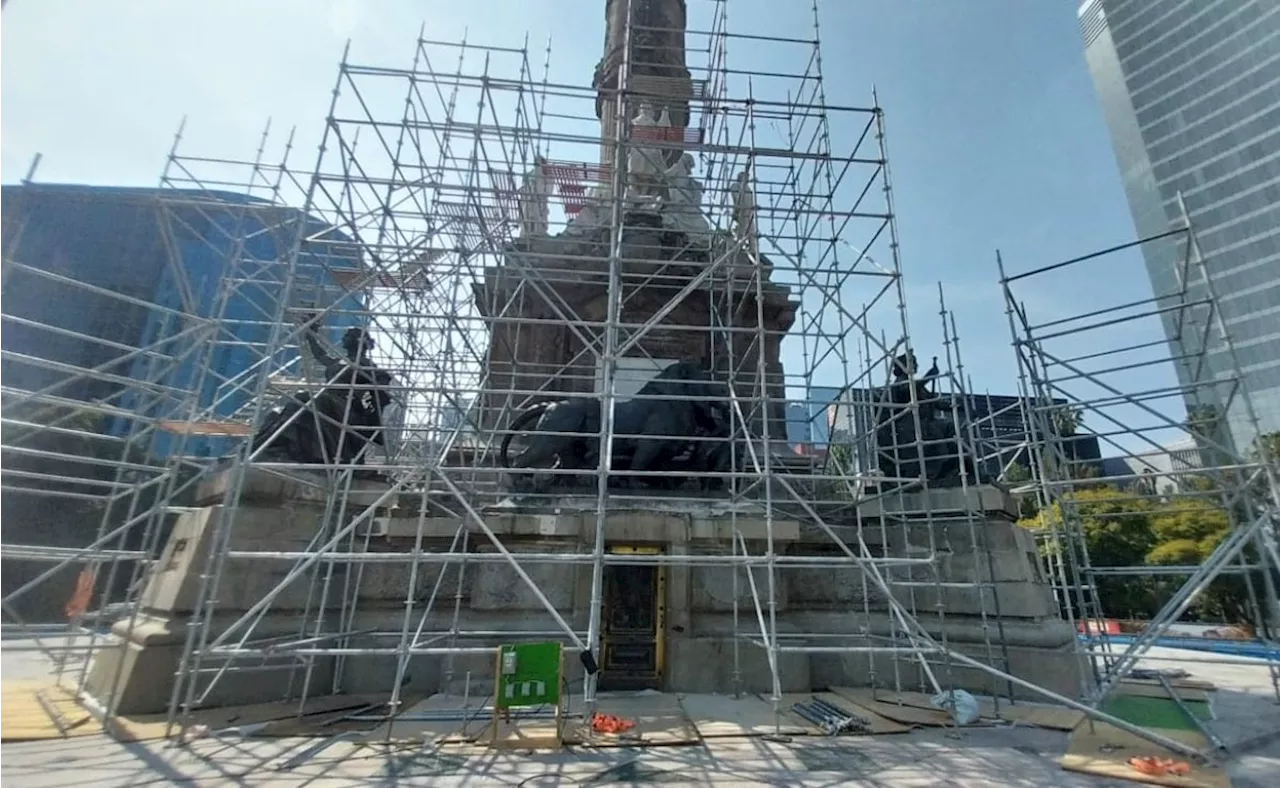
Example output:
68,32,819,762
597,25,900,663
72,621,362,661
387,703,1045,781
1,1,1184,447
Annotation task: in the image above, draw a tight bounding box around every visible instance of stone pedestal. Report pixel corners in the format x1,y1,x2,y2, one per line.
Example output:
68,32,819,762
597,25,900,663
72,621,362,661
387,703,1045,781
347,485,1078,701
82,468,399,715
86,480,1080,714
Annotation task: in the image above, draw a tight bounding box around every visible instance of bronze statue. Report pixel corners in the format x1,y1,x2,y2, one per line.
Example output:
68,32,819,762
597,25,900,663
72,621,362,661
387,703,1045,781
500,359,729,493
250,316,393,468
874,350,974,488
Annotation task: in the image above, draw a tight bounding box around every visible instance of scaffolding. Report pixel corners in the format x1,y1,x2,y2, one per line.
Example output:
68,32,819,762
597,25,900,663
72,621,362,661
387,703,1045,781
998,213,1280,721
4,0,1269,764
0,122,351,697
144,1,1010,720
0,172,219,682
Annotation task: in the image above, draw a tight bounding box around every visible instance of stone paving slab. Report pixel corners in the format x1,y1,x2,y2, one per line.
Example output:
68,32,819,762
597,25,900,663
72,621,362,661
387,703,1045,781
3,720,1277,787
679,693,810,738
3,643,1277,786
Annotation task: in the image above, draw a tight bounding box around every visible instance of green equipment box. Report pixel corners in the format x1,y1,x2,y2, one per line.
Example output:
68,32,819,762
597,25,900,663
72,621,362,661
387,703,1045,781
495,641,563,710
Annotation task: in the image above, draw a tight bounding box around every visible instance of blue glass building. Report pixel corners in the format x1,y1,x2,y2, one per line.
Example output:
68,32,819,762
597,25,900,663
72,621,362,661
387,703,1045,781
1078,0,1280,450
0,184,366,459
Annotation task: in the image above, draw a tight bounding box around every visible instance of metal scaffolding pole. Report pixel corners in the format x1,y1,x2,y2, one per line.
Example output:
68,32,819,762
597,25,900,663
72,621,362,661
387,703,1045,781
998,216,1280,738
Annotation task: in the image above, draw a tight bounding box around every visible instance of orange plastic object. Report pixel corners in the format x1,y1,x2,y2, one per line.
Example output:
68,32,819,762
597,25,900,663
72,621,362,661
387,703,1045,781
1127,756,1191,776
64,569,93,619
591,712,636,734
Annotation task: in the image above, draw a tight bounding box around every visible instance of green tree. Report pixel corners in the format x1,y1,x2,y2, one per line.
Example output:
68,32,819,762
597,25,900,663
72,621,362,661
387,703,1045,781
1146,496,1253,623
1248,431,1279,467
1184,404,1221,441
1147,497,1230,550
1003,461,1040,518
1049,405,1084,438
1004,462,1031,484
1018,482,1259,624
823,443,858,501
1019,486,1161,618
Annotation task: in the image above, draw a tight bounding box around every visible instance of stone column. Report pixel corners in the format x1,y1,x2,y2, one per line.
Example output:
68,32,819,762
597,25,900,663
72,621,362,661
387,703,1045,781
593,0,693,169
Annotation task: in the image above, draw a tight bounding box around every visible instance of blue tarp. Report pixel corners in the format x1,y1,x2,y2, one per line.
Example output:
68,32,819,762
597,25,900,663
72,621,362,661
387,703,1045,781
1081,633,1278,660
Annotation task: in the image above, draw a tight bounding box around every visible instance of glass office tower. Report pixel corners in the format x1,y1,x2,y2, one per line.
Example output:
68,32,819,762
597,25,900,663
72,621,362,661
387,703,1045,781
1078,0,1280,451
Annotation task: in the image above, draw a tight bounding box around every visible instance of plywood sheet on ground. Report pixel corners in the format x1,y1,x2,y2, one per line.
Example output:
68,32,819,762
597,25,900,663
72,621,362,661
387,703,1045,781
360,694,493,744
831,686,983,715
490,716,572,749
1,681,102,742
809,692,911,735
835,688,946,711
993,704,1087,731
827,686,1085,731
1118,681,1211,703
1060,721,1226,788
828,687,952,727
776,692,910,735
112,695,380,742
1125,677,1216,692
678,694,807,738
255,696,409,737
575,692,699,747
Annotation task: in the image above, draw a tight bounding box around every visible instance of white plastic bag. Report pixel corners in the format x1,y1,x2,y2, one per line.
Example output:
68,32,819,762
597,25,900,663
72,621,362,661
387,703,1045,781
930,689,980,726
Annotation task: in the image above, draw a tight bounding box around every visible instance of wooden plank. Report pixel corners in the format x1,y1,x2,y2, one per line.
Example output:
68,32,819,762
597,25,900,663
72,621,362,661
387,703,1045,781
826,686,1085,731
157,419,252,437
1124,676,1216,691
360,694,491,744
1120,680,1212,701
994,705,1087,731
112,694,380,742
828,686,952,727
255,697,412,738
1060,721,1227,788
0,683,101,742
835,687,946,712
491,717,567,749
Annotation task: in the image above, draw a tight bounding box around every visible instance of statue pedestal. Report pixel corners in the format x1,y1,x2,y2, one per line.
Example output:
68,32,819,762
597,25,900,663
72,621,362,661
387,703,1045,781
82,468,399,715
86,481,1080,714
796,485,1084,700
342,485,1079,701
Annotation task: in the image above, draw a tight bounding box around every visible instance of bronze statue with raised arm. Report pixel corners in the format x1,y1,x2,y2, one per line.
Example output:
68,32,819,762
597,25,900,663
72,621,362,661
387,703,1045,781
250,315,393,468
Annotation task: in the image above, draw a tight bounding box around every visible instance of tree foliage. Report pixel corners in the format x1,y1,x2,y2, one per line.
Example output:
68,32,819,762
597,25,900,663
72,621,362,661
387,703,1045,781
1249,430,1280,466
1049,404,1084,438
1184,404,1221,441
1017,484,1252,623
1004,462,1031,485
822,442,859,500
1012,424,1280,626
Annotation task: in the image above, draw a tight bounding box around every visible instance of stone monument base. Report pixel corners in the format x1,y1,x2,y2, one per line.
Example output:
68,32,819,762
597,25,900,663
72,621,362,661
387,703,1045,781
84,473,1081,716
83,468,397,715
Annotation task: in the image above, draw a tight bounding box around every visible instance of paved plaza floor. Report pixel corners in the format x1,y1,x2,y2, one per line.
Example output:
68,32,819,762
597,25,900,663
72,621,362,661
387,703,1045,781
2,643,1277,786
